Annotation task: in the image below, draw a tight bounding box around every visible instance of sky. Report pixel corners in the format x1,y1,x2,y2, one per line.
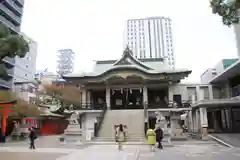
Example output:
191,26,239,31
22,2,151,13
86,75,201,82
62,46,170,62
20,0,238,83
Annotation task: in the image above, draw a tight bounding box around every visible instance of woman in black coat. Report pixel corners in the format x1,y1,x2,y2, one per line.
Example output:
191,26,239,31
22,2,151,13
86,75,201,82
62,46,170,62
155,126,163,149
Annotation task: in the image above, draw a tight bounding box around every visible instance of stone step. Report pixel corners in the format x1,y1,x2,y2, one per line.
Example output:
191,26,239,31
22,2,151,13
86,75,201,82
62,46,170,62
96,136,146,139
95,138,147,142
95,137,172,143
99,134,145,137
98,110,145,138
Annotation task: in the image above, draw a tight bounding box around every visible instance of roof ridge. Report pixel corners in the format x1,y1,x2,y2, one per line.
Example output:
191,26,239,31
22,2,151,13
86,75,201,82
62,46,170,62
113,46,153,70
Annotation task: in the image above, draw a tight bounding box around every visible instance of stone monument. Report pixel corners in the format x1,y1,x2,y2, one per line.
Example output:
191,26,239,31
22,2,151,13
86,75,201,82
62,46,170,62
60,111,83,144
170,112,188,141
11,121,21,140
155,109,188,144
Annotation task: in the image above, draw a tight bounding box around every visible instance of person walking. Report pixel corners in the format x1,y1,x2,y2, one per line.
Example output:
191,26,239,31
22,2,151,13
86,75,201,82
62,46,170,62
29,127,37,149
146,127,156,152
116,124,125,150
155,126,163,149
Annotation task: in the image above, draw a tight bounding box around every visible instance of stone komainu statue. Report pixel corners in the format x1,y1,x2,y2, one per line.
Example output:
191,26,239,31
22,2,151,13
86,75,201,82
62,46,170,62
155,111,166,127
69,111,79,125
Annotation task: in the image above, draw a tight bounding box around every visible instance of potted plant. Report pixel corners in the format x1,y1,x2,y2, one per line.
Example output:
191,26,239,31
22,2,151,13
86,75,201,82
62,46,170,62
210,0,240,26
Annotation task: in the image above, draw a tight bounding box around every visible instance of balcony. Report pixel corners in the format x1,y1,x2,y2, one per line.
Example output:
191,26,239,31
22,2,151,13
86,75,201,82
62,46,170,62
6,68,14,77
0,4,21,25
15,0,24,8
147,100,191,109
0,79,12,89
72,103,106,110
2,57,15,68
4,0,23,16
0,15,20,31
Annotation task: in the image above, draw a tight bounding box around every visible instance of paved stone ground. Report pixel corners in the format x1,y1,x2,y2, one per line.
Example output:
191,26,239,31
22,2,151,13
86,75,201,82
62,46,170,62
0,152,66,160
139,144,240,160
1,135,240,159
211,133,240,147
1,135,88,149
57,145,139,160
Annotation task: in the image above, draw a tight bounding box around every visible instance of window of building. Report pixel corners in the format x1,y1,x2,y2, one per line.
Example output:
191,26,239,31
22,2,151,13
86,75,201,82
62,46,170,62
25,74,27,76
26,64,28,68
212,72,217,76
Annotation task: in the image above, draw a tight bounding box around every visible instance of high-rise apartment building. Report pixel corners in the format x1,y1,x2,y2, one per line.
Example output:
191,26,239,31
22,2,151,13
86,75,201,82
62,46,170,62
124,17,175,68
0,0,24,32
13,33,38,83
0,0,25,89
56,49,75,76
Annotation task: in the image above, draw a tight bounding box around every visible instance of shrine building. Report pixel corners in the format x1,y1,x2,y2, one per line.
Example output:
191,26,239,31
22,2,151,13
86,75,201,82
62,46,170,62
62,47,192,138
63,47,192,110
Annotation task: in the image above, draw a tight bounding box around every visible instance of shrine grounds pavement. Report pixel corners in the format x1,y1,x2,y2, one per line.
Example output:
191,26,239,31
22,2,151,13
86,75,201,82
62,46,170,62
1,135,240,159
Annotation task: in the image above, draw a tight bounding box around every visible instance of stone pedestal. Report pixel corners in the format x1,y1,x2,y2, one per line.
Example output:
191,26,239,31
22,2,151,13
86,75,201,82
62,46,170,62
61,112,83,144
201,127,208,141
169,112,188,140
199,108,208,140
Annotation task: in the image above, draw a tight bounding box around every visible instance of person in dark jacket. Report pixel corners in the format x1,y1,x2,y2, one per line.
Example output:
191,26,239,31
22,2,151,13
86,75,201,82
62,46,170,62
29,127,37,149
155,126,163,149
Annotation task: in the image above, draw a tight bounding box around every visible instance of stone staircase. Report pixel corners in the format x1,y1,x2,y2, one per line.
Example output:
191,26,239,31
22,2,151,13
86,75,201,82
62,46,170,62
96,109,146,142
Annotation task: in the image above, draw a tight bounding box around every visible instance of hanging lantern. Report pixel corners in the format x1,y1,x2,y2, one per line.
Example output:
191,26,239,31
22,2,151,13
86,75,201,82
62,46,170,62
121,88,123,94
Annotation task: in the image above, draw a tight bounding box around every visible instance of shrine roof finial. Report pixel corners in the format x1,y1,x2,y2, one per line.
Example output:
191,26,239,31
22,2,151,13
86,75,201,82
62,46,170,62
123,46,133,56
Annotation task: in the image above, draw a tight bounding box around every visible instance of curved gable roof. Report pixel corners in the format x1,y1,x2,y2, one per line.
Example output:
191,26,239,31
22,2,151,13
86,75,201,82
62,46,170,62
113,47,153,70
62,47,192,79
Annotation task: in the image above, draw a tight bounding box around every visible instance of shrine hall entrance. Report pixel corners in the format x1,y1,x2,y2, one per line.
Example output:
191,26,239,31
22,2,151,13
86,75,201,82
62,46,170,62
110,88,143,109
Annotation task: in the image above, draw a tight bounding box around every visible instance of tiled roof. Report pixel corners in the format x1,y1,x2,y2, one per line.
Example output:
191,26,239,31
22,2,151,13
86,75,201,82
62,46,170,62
63,47,191,78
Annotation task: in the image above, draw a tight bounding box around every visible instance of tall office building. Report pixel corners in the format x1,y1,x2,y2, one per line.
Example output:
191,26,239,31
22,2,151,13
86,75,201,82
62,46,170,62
0,0,25,89
13,33,38,83
124,17,175,68
56,49,75,76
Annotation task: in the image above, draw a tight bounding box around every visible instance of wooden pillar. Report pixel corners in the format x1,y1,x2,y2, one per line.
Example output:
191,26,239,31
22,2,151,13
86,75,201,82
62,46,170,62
168,85,173,102
106,87,110,109
229,107,233,132
143,86,148,105
81,89,87,108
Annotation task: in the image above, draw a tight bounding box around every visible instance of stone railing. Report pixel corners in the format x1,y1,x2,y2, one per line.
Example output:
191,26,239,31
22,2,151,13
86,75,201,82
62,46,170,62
143,102,148,136
147,100,192,109
93,104,107,137
74,103,106,110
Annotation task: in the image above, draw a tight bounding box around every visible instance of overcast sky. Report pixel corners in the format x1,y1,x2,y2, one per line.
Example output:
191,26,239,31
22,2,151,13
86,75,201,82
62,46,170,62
20,0,238,82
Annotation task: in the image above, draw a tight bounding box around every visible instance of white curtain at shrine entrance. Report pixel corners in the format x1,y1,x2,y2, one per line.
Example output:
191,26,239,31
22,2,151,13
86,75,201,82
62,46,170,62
109,87,144,109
